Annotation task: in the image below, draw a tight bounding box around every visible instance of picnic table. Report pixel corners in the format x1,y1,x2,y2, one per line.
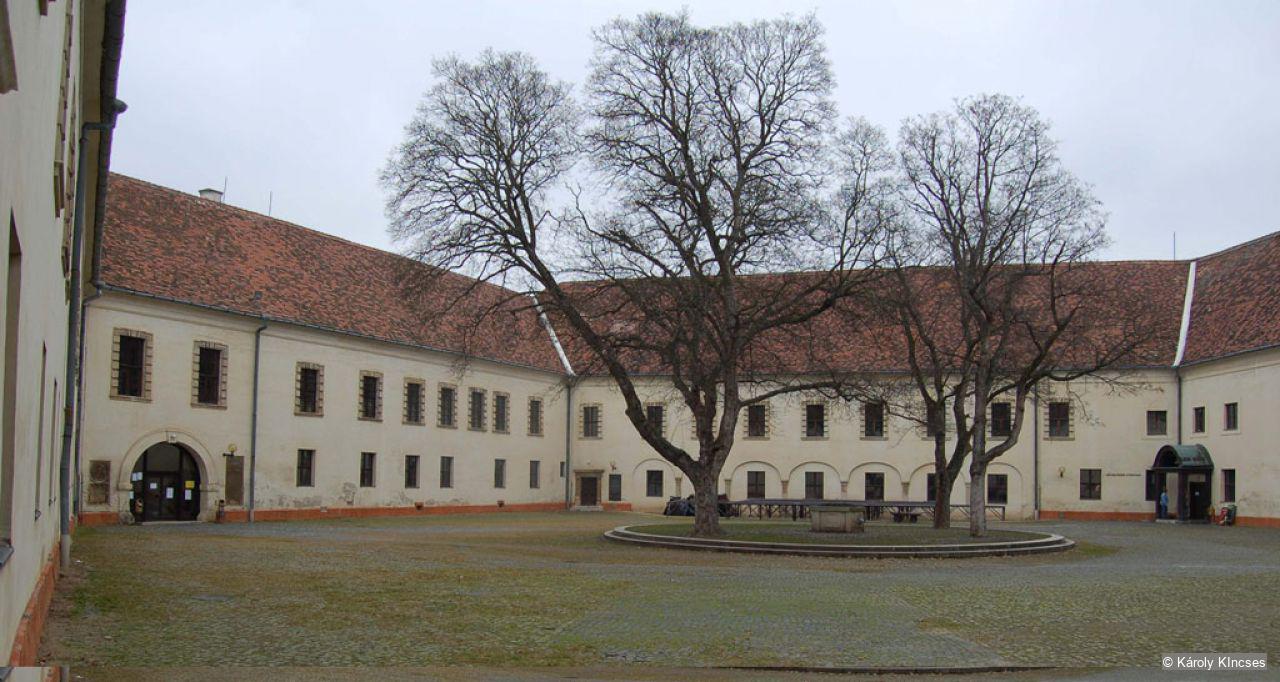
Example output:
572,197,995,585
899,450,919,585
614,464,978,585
726,499,1005,522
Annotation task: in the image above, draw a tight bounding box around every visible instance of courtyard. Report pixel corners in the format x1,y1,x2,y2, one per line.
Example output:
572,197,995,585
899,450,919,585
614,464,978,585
41,512,1280,678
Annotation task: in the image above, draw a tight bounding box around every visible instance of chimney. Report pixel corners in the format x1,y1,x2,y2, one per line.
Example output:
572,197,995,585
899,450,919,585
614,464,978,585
198,188,224,203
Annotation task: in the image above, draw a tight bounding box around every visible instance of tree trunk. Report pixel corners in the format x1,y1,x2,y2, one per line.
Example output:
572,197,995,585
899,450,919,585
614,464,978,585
933,473,951,529
690,469,723,537
969,459,988,537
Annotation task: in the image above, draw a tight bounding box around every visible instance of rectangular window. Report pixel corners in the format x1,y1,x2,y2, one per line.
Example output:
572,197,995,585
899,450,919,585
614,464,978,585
527,398,544,436
359,373,382,420
438,385,456,427
494,459,506,488
494,393,509,433
1145,471,1164,502
987,473,1008,504
296,449,315,487
804,403,825,438
581,404,602,439
747,470,766,499
559,461,566,478
1224,402,1238,431
116,334,146,397
404,380,424,424
297,364,322,415
926,402,943,437
990,402,1012,438
439,456,454,488
1192,406,1205,433
926,473,937,502
863,401,885,438
469,388,487,430
1146,410,1168,437
1223,469,1235,503
195,345,223,405
804,471,824,500
1048,401,1070,438
864,472,884,501
646,404,665,435
360,452,376,488
529,460,540,489
608,473,622,501
1079,468,1101,500
645,470,663,497
746,404,767,438
405,455,420,489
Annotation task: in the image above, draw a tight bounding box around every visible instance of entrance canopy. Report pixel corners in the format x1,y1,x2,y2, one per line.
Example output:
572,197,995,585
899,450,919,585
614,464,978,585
1152,444,1213,471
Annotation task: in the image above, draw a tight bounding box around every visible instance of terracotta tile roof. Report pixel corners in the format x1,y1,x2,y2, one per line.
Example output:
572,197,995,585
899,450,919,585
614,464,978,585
553,261,1187,376
1183,231,1280,364
100,174,566,373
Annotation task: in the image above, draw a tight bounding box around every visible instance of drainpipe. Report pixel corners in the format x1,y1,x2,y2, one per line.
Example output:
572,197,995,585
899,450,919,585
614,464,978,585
248,321,268,522
1032,384,1040,520
1175,368,1183,445
72,289,103,518
59,107,126,572
563,379,573,509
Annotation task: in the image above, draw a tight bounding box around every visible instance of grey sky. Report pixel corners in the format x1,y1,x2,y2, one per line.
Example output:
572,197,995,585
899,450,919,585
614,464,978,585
111,0,1280,261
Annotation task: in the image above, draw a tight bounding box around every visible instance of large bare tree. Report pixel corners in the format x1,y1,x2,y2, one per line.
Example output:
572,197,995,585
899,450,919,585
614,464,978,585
382,14,889,536
880,94,1168,536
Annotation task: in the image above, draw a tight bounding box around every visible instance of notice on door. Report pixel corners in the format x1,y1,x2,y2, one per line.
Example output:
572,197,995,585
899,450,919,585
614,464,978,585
149,482,157,490
184,489,192,501
185,480,195,489
165,487,174,499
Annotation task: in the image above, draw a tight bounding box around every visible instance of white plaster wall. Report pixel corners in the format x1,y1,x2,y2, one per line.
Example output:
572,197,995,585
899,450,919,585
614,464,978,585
0,0,94,659
79,294,569,519
1181,347,1280,521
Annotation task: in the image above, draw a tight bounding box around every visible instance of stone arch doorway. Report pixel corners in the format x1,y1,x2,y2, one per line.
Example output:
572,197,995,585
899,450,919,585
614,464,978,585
130,442,202,521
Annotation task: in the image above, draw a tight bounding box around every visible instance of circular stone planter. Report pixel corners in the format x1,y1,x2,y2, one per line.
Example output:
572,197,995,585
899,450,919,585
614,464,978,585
603,524,1074,558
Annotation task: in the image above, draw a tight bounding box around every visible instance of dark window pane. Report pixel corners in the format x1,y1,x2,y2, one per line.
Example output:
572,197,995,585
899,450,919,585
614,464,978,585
439,387,456,426
298,367,319,413
805,471,824,499
529,460,540,489
117,335,145,397
406,382,423,423
361,375,380,419
987,474,1008,504
646,404,664,435
991,402,1012,437
296,449,314,487
1079,468,1101,500
805,404,825,438
864,402,885,437
439,456,453,488
747,470,765,498
864,472,884,501
926,473,937,502
360,452,376,487
405,455,419,489
1223,469,1235,502
926,402,944,437
1048,402,1070,438
197,346,221,404
747,404,767,437
1193,406,1205,433
608,473,622,501
645,470,663,497
1224,403,1238,431
528,399,543,435
494,459,505,488
1146,410,1167,436
494,394,509,432
469,390,486,430
582,405,601,438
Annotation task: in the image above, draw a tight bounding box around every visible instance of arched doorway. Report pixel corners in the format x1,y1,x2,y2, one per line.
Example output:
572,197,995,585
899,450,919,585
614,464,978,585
130,443,202,521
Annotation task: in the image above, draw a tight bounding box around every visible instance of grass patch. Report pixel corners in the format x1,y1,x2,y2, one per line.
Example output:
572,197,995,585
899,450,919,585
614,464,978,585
630,520,1033,545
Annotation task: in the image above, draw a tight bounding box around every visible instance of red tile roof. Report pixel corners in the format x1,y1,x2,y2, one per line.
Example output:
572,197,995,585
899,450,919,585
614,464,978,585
100,174,566,373
1183,231,1280,364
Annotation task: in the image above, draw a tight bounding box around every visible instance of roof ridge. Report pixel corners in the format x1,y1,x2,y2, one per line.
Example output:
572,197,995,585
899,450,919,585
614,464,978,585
1192,229,1280,262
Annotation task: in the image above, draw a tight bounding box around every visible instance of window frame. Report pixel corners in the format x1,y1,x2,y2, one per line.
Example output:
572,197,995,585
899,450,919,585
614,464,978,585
359,452,376,488
986,473,1008,504
192,341,227,408
607,473,622,501
862,401,886,439
111,329,152,401
439,455,454,489
1047,401,1071,439
863,472,885,501
1222,469,1235,502
645,470,663,497
493,458,506,489
529,460,540,489
296,449,315,487
581,404,602,439
404,454,420,489
803,402,826,439
438,384,457,428
358,371,383,422
527,397,544,436
493,392,510,433
403,378,426,425
645,403,665,437
804,471,824,500
468,388,487,431
1146,409,1168,437
1223,402,1239,432
1079,468,1101,500
1192,406,1205,434
295,362,324,416
990,402,1012,438
745,403,768,439
746,470,766,499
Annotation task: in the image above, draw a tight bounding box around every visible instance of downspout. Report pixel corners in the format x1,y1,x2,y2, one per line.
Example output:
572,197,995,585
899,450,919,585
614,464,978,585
60,105,126,572
248,321,268,522
1032,384,1040,520
1172,260,1197,446
564,379,574,509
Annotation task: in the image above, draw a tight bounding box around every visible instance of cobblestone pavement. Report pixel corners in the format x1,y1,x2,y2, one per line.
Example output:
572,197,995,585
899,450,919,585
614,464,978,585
40,512,1280,678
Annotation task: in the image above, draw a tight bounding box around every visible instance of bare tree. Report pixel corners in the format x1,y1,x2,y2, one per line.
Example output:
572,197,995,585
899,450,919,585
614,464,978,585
884,94,1169,536
383,15,889,536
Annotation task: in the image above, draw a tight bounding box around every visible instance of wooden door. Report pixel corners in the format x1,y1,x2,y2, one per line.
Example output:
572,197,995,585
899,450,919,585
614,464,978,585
580,476,599,506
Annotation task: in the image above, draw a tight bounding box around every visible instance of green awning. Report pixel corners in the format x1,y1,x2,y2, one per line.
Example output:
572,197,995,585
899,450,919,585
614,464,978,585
1152,444,1213,471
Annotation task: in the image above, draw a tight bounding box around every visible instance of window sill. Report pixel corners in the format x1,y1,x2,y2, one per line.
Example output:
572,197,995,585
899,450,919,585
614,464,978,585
358,417,383,423
402,420,425,427
527,432,544,438
294,411,324,417
861,435,887,441
468,427,488,433
579,436,602,441
110,394,151,403
1045,436,1074,441
494,429,510,435
743,436,770,441
437,423,457,429
801,435,828,441
191,402,227,410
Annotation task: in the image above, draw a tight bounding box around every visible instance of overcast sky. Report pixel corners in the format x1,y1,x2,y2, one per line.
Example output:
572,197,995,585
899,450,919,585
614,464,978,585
110,0,1279,261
